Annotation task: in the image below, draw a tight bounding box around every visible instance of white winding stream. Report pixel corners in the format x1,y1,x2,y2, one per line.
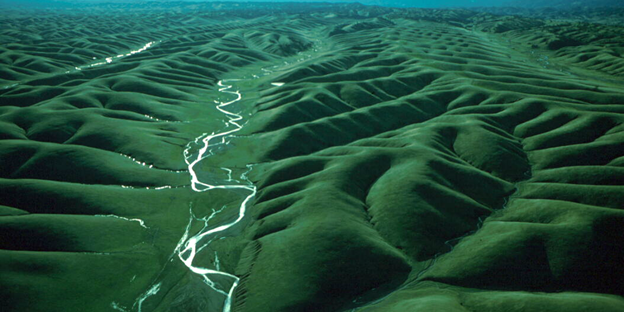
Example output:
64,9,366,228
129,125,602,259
177,79,257,312
129,79,256,312
74,41,158,71
1,40,159,91
125,33,321,312
147,79,256,312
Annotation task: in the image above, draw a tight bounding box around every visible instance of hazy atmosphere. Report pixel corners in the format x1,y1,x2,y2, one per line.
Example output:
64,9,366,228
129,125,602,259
5,0,624,8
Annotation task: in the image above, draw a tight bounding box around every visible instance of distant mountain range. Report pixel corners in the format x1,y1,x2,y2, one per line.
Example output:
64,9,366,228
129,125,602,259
3,0,624,9
504,0,624,8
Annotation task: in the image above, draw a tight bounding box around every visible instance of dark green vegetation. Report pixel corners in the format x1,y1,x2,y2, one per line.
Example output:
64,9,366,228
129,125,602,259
475,6,624,26
1,2,623,312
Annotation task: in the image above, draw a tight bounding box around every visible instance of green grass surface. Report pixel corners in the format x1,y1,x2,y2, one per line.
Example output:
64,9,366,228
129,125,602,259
1,2,623,312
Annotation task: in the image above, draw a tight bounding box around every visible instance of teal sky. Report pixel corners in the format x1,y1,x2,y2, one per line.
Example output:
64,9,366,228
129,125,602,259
5,0,623,9
3,0,505,8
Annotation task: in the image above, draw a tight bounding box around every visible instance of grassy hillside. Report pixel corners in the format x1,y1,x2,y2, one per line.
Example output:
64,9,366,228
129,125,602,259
1,2,623,312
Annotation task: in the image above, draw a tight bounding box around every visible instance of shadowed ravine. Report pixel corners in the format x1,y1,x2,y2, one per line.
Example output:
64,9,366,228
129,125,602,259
1,2,623,312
